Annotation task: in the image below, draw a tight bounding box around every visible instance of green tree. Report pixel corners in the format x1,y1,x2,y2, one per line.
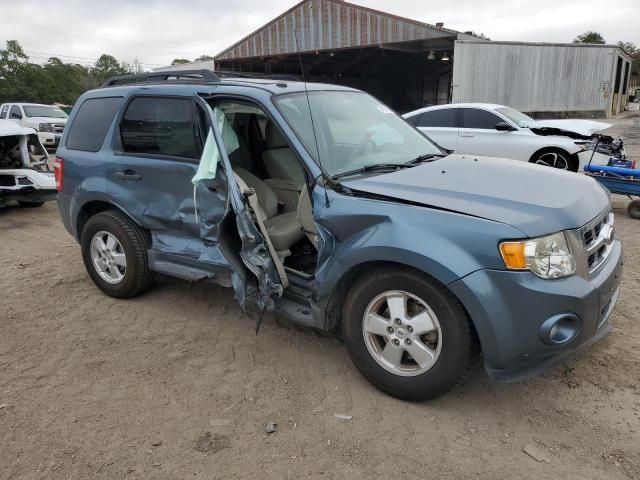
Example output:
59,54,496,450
573,31,605,44
194,54,215,62
171,58,191,65
91,54,128,84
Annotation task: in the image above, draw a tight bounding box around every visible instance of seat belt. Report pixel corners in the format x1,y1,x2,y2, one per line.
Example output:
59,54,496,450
234,173,289,289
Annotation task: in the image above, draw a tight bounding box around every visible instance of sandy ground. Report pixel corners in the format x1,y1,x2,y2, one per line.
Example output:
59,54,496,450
1,115,639,479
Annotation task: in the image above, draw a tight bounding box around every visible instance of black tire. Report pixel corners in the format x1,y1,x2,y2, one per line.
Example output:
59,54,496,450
342,267,473,401
80,210,154,298
18,201,45,208
530,148,578,172
628,199,640,220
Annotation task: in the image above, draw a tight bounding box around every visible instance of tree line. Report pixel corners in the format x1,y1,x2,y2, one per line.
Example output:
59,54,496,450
1,33,637,107
0,40,132,105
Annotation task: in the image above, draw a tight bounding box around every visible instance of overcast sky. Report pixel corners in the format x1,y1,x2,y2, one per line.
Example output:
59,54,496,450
1,0,638,69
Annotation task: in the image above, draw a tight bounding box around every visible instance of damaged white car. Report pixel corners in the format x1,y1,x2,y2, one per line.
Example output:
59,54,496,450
0,120,56,208
404,103,622,172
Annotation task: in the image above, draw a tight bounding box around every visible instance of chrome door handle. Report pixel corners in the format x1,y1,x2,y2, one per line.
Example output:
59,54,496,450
460,133,475,138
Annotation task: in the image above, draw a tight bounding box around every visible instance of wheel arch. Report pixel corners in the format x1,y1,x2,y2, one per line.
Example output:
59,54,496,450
75,199,142,242
324,260,480,349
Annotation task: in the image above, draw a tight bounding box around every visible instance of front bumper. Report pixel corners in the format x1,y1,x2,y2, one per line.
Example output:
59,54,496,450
449,239,623,382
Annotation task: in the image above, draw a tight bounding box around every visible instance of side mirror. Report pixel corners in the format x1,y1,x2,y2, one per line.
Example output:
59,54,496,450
495,121,516,132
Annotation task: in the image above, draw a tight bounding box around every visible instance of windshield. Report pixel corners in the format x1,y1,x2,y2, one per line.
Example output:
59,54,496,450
23,105,68,119
274,91,442,177
495,107,533,128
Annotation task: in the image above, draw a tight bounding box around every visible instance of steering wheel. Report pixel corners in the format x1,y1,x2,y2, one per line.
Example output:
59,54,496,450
348,137,378,163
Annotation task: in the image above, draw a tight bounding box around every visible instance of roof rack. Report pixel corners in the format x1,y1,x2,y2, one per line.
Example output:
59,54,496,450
101,69,220,87
218,71,299,81
100,69,300,88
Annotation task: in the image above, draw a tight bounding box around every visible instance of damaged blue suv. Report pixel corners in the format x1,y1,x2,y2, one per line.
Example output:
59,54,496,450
56,70,623,400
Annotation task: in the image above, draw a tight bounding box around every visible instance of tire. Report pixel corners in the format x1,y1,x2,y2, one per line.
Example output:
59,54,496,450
80,210,154,298
628,199,640,220
342,267,473,401
530,148,577,172
18,201,45,208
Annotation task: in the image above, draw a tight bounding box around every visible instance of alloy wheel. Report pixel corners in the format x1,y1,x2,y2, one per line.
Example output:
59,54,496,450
90,230,127,284
362,290,443,377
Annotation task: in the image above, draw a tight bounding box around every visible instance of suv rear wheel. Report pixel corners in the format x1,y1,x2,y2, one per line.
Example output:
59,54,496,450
342,267,473,401
81,210,154,298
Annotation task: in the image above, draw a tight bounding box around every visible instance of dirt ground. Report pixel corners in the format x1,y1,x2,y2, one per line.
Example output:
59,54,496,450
1,115,639,479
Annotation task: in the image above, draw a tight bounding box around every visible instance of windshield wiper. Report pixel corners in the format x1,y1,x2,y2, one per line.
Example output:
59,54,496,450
405,153,448,164
333,163,412,179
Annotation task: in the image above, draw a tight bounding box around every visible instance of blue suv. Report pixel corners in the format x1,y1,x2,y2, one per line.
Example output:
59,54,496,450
56,70,623,400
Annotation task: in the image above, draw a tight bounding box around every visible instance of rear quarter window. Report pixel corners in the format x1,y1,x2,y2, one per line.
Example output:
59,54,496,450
66,97,123,152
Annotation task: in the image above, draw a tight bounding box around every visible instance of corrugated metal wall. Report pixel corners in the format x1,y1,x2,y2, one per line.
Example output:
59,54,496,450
452,42,624,115
216,0,451,60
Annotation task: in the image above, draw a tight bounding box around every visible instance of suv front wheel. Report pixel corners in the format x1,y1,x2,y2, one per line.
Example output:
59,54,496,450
342,267,473,401
81,210,154,298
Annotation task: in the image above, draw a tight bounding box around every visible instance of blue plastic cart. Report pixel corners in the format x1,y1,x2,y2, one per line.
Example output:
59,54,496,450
583,137,640,219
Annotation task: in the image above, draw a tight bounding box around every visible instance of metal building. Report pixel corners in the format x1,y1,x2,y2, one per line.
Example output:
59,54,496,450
452,41,633,118
157,1,635,117
213,0,478,112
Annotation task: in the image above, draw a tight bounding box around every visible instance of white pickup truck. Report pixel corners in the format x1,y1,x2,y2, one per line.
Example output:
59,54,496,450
0,120,56,207
0,103,68,148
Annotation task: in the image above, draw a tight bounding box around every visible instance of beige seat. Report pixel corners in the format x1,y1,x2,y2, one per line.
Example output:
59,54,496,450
296,185,319,249
235,168,304,254
262,122,305,184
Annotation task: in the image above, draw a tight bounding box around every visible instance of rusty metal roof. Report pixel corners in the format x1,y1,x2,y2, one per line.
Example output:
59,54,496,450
215,0,459,61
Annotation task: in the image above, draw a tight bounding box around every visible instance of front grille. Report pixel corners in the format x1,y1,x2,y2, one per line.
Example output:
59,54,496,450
0,175,16,187
52,124,65,134
580,209,615,276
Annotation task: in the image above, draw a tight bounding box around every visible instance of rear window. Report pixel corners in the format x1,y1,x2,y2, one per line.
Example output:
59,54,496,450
66,97,123,152
462,108,502,129
119,97,198,159
414,108,458,128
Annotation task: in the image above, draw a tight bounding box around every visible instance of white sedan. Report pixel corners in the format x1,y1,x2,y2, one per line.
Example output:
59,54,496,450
403,103,611,172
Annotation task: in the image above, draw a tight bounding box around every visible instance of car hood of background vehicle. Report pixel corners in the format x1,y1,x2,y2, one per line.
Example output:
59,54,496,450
0,119,35,136
27,117,67,124
526,119,611,137
341,154,609,237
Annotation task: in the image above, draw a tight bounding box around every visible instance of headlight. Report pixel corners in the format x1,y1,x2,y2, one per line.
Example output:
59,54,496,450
39,123,54,132
499,232,576,279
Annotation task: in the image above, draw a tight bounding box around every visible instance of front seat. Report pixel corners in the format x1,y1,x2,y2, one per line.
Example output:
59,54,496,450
235,168,304,254
262,122,305,184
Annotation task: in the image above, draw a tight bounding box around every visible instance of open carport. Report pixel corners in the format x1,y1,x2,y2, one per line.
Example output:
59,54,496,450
214,0,478,112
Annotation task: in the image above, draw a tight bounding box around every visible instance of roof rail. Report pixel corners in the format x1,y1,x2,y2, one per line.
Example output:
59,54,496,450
101,69,220,87
217,71,299,81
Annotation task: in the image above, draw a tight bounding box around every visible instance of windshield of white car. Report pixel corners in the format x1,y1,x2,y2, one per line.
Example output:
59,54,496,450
495,107,533,127
273,91,442,177
23,106,68,119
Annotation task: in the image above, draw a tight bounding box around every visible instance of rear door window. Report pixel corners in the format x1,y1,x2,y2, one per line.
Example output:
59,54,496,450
414,108,459,128
9,105,22,119
461,108,502,129
66,97,123,151
0,105,8,118
119,97,199,159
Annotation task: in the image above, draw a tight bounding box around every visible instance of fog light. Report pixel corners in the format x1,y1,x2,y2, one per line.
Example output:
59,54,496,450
539,314,581,345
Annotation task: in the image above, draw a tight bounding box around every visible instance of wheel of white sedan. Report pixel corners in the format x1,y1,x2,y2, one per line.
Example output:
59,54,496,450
531,148,577,172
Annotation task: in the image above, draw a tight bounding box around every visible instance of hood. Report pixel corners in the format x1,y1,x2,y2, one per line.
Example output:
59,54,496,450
526,119,611,138
341,154,609,237
0,119,36,137
26,116,68,124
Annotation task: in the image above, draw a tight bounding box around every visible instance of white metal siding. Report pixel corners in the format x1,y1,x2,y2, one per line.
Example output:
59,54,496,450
452,42,624,114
